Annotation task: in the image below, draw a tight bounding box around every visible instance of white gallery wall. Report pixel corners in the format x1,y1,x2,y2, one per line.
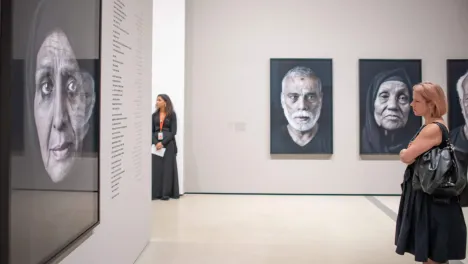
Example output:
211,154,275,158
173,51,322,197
59,0,153,263
152,0,185,194
184,0,468,194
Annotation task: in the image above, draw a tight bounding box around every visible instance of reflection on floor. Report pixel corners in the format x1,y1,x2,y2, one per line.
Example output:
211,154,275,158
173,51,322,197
135,194,468,264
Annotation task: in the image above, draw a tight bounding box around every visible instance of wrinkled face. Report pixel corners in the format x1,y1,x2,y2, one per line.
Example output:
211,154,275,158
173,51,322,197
281,76,322,132
460,79,468,125
34,29,94,183
373,80,410,131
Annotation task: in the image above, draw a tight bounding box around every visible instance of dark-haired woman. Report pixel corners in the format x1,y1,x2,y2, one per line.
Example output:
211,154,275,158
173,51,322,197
152,94,180,200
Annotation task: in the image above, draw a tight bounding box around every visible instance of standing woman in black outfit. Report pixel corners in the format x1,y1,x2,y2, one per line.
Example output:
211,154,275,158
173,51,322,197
152,94,180,200
396,82,466,264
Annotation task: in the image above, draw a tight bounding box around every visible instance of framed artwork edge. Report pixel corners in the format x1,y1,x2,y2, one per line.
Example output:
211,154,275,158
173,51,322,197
357,58,423,156
269,58,334,156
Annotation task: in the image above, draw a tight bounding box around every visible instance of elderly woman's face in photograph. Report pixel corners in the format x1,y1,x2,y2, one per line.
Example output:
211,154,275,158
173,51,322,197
373,80,410,131
33,29,94,183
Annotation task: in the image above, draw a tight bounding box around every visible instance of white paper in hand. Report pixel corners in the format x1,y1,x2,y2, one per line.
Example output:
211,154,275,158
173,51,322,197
151,145,166,157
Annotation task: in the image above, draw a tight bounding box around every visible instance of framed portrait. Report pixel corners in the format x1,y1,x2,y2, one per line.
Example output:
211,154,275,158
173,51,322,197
447,59,468,155
5,0,101,263
270,58,333,155
359,59,422,155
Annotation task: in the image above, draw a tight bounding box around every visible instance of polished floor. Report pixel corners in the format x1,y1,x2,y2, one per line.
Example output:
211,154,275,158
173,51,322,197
135,194,468,264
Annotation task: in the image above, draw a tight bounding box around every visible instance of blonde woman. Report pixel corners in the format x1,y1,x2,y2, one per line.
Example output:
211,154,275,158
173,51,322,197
395,82,466,264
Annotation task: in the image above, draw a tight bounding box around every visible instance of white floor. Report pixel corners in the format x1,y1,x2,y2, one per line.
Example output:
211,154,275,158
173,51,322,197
135,194,468,264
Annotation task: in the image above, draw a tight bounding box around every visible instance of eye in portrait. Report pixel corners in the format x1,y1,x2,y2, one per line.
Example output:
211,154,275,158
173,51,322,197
270,58,333,155
359,59,422,155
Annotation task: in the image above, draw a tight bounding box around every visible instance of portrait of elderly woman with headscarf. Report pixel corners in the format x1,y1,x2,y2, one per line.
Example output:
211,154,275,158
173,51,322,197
21,0,99,185
359,62,422,155
7,0,101,263
9,0,100,192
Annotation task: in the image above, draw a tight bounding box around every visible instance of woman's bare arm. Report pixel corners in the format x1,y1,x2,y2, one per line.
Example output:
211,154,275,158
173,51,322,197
399,124,443,164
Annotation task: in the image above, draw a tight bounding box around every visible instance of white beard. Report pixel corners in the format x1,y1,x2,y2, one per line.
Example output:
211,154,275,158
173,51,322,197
283,106,321,132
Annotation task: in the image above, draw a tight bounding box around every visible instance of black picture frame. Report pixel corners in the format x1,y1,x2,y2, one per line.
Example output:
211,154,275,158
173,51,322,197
0,0,13,262
359,59,422,155
446,59,468,156
270,58,333,155
2,0,102,263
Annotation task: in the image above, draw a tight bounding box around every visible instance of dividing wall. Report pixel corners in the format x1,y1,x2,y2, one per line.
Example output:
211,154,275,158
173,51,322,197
58,0,153,262
184,0,468,194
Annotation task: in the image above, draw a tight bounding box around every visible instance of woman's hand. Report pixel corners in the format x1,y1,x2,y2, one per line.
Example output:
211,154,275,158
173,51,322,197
156,142,163,150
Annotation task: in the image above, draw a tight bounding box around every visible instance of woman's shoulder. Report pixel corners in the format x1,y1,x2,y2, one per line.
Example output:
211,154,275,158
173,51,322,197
422,122,445,134
419,121,446,144
428,120,448,132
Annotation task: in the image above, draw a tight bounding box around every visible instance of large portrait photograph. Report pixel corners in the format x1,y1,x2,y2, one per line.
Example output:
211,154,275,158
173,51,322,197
270,58,333,155
359,59,422,155
8,0,101,263
447,59,468,158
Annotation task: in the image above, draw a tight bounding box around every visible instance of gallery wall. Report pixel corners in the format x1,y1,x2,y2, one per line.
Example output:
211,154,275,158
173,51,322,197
184,0,468,194
57,0,153,263
152,0,185,194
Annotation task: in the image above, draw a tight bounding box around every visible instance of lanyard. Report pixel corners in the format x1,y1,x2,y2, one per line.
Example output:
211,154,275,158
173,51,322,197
159,113,166,131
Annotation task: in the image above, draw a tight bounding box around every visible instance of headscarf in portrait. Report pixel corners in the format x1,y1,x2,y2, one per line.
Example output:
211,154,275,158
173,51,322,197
361,68,420,154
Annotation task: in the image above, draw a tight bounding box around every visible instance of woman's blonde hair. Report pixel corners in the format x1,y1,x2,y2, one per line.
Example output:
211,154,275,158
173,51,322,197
413,82,447,118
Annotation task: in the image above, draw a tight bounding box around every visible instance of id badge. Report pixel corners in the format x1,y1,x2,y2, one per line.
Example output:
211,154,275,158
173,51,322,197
158,132,163,140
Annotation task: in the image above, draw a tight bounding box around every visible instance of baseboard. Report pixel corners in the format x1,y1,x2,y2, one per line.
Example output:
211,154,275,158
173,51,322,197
184,192,400,196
